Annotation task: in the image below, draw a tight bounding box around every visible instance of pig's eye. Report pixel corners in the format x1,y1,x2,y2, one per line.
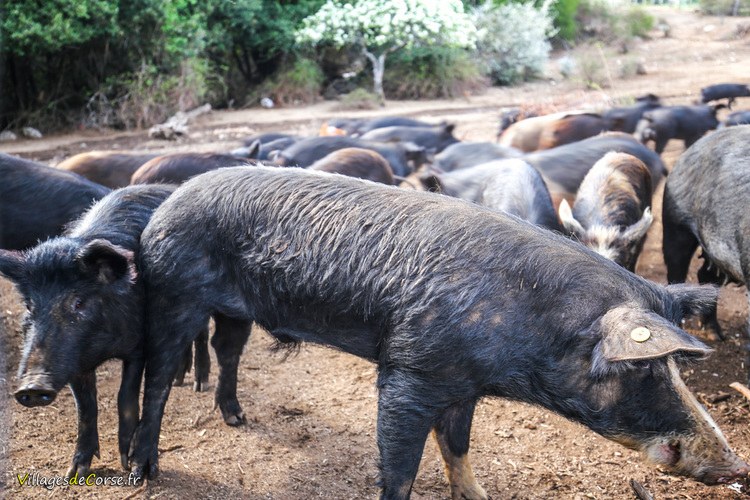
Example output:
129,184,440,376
71,298,85,312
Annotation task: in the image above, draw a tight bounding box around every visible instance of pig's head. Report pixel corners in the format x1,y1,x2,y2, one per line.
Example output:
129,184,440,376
0,238,140,407
552,296,749,485
558,198,653,271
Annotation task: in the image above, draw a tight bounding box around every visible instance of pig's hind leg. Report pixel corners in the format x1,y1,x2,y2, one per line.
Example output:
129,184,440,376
433,400,488,500
376,372,449,499
211,314,251,426
193,326,210,392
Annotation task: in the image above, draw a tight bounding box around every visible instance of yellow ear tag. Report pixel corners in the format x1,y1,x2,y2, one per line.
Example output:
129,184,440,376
630,327,651,342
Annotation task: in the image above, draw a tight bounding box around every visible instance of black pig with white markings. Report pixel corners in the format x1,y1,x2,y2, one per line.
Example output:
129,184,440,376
126,167,748,498
559,152,653,271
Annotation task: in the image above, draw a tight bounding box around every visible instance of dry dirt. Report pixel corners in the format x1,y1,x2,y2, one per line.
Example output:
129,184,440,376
2,7,750,499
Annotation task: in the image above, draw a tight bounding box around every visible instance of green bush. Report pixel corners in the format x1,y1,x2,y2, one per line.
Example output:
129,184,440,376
382,46,486,99
262,57,325,106
575,0,655,42
623,8,655,38
334,88,381,110
700,0,750,15
0,0,327,130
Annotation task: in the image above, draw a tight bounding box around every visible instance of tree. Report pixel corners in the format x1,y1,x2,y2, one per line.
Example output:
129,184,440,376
296,0,477,102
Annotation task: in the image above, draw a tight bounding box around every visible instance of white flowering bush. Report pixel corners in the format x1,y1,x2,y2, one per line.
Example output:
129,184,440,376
297,0,477,101
472,1,558,85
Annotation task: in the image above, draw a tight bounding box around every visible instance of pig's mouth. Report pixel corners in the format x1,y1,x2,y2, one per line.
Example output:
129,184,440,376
14,374,58,407
643,438,750,485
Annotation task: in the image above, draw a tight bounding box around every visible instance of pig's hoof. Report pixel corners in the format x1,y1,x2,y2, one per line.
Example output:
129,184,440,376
224,412,247,426
451,481,489,500
131,461,159,481
173,376,185,387
65,461,91,480
121,452,129,471
193,380,206,392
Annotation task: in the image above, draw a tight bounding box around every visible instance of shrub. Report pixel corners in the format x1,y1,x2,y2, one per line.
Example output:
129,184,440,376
575,0,655,43
262,58,325,106
700,0,750,15
472,1,557,85
383,46,486,99
334,88,381,110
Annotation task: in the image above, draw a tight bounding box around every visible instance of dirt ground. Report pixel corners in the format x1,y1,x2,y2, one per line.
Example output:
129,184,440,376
3,7,750,499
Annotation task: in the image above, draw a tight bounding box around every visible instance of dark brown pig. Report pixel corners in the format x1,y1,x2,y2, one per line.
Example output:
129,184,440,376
130,153,256,185
309,148,395,185
56,151,159,188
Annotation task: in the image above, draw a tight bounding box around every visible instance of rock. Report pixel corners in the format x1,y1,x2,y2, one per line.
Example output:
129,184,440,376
22,127,43,139
0,130,17,142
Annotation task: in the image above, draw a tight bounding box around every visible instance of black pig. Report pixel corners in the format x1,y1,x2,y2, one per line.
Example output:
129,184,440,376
0,185,174,477
719,110,750,128
433,142,523,172
663,126,750,345
478,159,564,232
559,152,653,271
359,123,459,154
127,167,748,498
634,105,724,154
1,153,110,250
603,94,662,134
700,83,750,108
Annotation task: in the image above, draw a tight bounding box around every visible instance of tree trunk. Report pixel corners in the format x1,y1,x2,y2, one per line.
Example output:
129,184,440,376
363,49,386,105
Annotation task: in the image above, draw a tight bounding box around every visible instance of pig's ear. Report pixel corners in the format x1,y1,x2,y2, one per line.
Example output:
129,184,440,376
591,305,711,375
622,208,653,242
245,140,261,159
558,199,585,237
77,239,136,285
666,283,719,322
418,171,443,193
0,249,26,283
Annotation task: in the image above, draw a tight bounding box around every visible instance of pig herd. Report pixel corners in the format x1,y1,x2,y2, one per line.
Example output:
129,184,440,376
1,82,750,499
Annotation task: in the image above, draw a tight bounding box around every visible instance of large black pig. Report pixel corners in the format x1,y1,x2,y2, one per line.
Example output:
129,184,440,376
1,153,110,250
0,185,174,477
663,126,750,345
127,167,748,498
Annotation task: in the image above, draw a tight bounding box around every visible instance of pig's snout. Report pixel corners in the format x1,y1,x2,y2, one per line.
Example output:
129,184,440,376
15,376,57,407
701,457,750,485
